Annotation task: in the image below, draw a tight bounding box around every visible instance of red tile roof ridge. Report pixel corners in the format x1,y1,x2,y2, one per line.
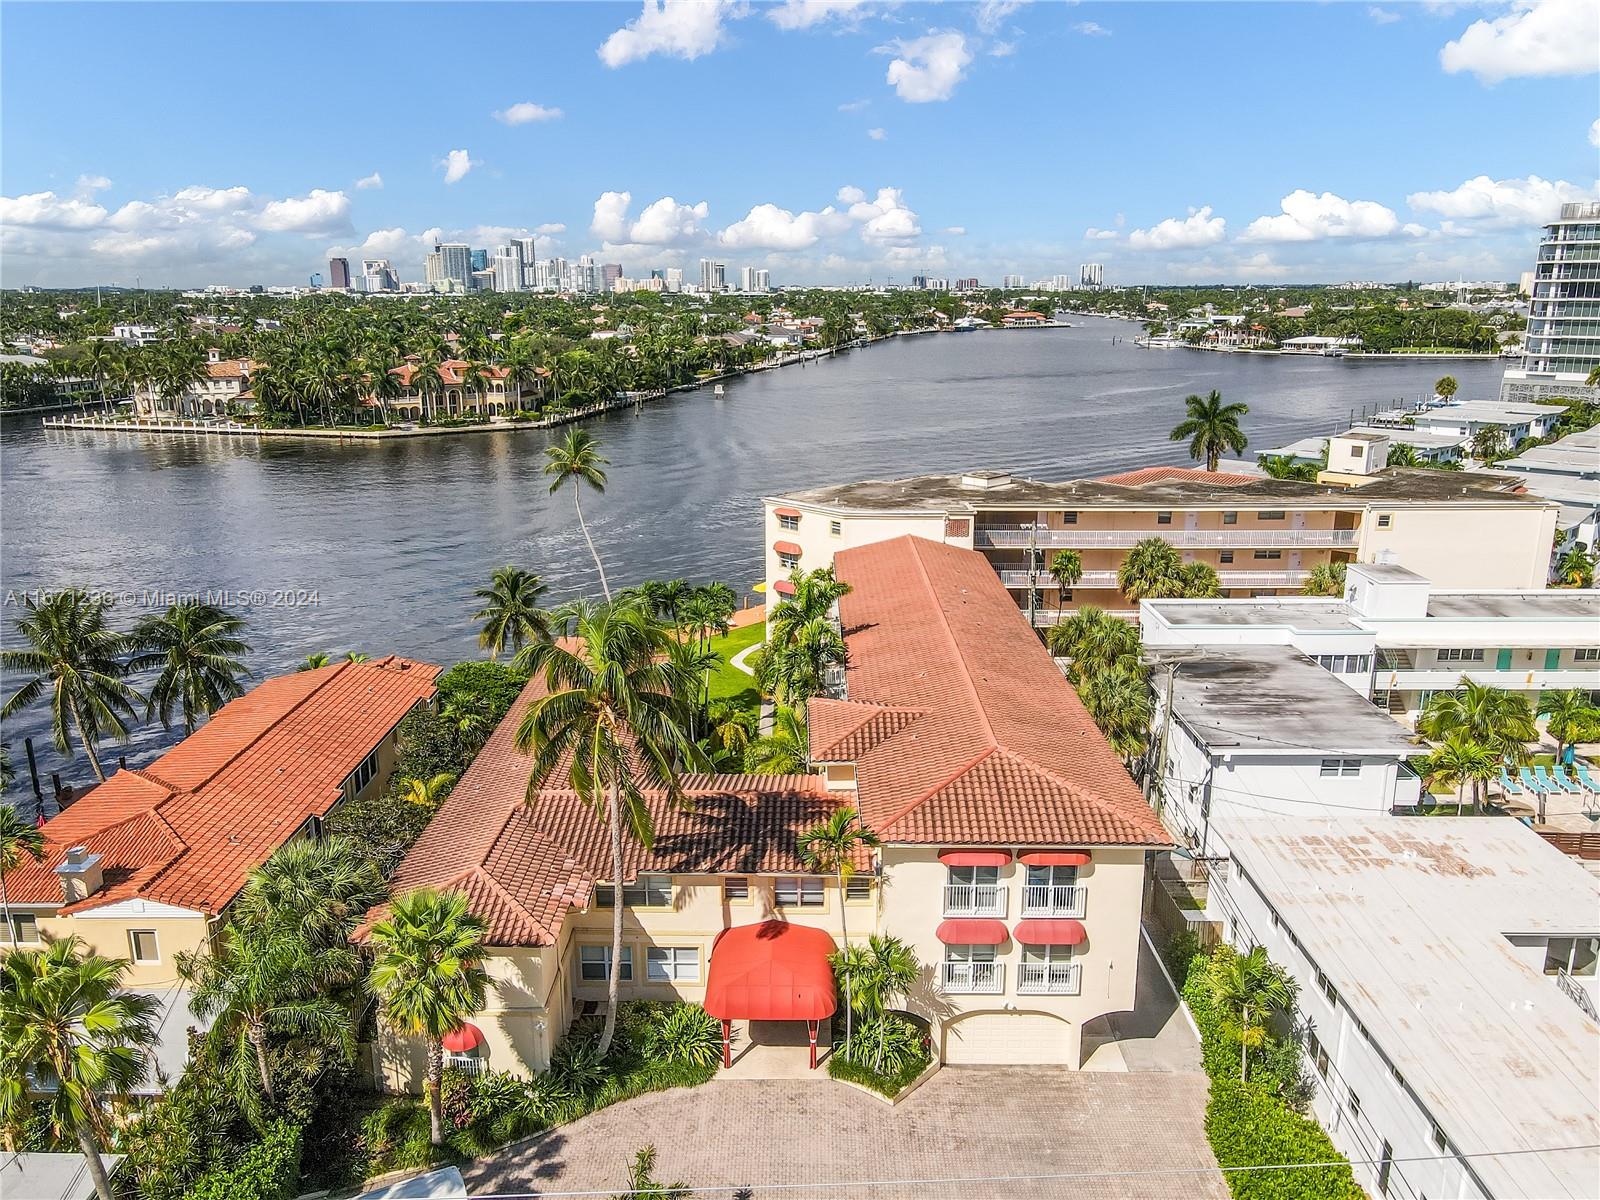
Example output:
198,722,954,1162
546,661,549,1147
873,746,995,838
906,536,998,747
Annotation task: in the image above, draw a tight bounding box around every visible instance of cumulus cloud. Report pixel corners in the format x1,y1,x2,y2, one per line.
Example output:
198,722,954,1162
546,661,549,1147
1406,174,1596,227
768,0,875,30
73,175,112,198
440,150,477,184
1126,206,1227,251
1084,227,1120,241
599,0,736,66
256,188,353,235
884,31,972,102
494,102,564,125
975,0,1030,34
844,185,921,242
535,222,567,235
0,191,111,230
590,191,709,245
1241,190,1402,242
1440,0,1598,83
867,127,887,140
1368,6,1401,24
1072,21,1111,36
1590,118,1600,148
718,202,854,251
355,172,383,190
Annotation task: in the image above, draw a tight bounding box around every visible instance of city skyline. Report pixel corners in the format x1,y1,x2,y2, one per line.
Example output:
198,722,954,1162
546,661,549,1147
2,0,1597,289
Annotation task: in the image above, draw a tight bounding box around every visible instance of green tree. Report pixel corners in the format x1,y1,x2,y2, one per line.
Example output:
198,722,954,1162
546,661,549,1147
545,428,612,600
1048,549,1083,601
1434,375,1458,400
1385,442,1420,468
128,601,251,734
473,566,551,660
1077,665,1154,763
298,652,331,671
1420,733,1498,818
399,772,458,808
0,590,140,782
0,938,159,1200
744,705,810,774
0,805,46,949
761,568,851,704
828,934,919,1073
1553,541,1595,588
1255,454,1315,481
1207,945,1295,1082
1045,605,1141,685
513,598,704,1057
1169,389,1248,472
1300,561,1347,597
232,835,387,949
367,889,489,1146
1420,682,1538,811
611,1145,690,1200
1539,689,1600,769
1471,425,1507,463
797,808,879,1055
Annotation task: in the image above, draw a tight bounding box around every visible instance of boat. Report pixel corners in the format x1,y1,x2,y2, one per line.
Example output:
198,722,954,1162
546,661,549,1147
713,384,726,396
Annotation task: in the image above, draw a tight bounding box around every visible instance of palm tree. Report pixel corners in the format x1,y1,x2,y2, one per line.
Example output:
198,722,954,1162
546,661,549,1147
1117,538,1189,602
298,652,332,671
545,429,612,600
1048,549,1083,601
127,601,251,734
512,598,704,1057
1385,443,1420,468
1077,666,1154,763
1046,605,1141,684
473,566,551,660
1207,945,1294,1082
1539,690,1600,771
762,568,852,704
1420,681,1538,812
1256,454,1315,481
1553,541,1595,588
745,705,810,774
79,340,121,414
1,805,46,948
1420,733,1498,817
0,938,159,1200
1471,426,1507,463
831,934,919,1072
797,807,878,1056
180,924,357,1124
1169,389,1248,472
1,590,140,782
399,772,458,808
367,889,489,1146
232,835,387,949
1301,561,1347,598
1434,375,1458,400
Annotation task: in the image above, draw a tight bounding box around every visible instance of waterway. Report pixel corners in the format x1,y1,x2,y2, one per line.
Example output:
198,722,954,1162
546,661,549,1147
0,317,1505,784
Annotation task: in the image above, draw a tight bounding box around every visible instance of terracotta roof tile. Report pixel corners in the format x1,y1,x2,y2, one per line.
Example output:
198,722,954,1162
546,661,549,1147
1096,465,1257,487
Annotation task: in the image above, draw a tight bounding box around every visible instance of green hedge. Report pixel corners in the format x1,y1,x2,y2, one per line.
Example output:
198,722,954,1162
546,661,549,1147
826,1052,928,1099
185,1122,303,1200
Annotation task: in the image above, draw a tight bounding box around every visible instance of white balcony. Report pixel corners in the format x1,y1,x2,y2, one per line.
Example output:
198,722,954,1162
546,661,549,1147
1018,962,1082,995
944,883,1007,917
977,527,1359,551
1380,667,1600,694
1021,884,1086,918
998,568,1310,590
942,960,1005,994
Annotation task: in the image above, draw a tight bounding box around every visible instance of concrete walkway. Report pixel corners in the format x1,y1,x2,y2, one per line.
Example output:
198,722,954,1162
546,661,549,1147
1080,927,1203,1072
718,1018,834,1079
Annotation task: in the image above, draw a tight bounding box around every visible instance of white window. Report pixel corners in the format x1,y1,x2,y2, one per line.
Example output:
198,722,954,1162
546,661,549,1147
129,930,160,963
1543,936,1598,977
646,947,700,983
595,875,673,908
1258,510,1286,521
344,747,381,797
947,864,999,888
774,876,825,907
1253,549,1283,560
1437,648,1485,663
1319,758,1361,777
9,913,40,944
722,876,750,901
580,945,632,981
778,552,800,570
1376,514,1393,529
1574,647,1600,662
945,943,995,964
1022,944,1073,966
777,514,799,531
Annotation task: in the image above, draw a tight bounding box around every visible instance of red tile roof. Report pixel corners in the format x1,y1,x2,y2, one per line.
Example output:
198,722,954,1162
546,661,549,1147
1096,465,1257,487
7,657,438,915
812,536,1169,848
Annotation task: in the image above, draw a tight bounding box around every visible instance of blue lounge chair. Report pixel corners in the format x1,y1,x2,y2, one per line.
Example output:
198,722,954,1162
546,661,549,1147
1520,767,1550,795
1575,763,1600,793
1551,765,1584,794
1499,767,1524,795
1534,765,1573,794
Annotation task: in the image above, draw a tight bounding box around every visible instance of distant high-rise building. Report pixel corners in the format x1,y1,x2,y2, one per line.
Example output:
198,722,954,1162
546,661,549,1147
574,255,599,292
360,259,398,292
328,257,351,290
955,277,979,291
493,243,525,293
602,263,624,290
740,266,770,292
1503,201,1600,405
665,267,684,293
699,259,726,293
431,243,472,291
910,274,928,290
514,237,538,288
1003,274,1025,289
470,248,489,273
1079,263,1104,289
470,268,496,292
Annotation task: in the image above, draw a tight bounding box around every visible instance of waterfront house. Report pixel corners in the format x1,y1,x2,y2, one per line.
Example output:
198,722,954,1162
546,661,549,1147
1000,310,1049,327
132,348,263,419
381,357,527,421
366,536,1168,1087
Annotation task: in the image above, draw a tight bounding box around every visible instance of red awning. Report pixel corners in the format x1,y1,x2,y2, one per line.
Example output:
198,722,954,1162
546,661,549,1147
773,507,802,519
938,849,1011,867
441,1022,484,1053
703,921,837,1022
773,579,796,596
772,540,802,556
936,918,1008,945
1014,919,1087,946
1020,851,1091,867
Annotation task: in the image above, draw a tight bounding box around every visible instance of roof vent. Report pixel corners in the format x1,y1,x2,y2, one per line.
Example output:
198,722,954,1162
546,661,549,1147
960,470,1013,490
55,845,104,904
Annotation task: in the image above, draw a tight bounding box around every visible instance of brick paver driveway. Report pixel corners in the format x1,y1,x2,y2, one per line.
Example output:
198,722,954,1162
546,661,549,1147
464,1069,1226,1200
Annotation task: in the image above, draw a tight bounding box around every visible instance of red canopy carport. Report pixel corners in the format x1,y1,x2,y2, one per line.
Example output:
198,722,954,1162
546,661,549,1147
703,921,838,1069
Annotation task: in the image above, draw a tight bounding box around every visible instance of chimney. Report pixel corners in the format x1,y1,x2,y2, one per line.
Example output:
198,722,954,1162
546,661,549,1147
56,845,104,904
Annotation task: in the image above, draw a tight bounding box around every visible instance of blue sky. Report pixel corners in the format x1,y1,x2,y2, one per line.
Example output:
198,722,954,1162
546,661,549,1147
2,0,1596,287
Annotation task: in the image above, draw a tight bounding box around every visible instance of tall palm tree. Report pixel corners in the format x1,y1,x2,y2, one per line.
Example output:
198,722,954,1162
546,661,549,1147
1420,733,1498,818
798,808,879,1056
545,428,612,600
512,598,704,1057
1301,561,1347,598
831,934,919,1072
1077,665,1154,763
232,835,387,949
1046,605,1141,684
127,601,251,734
1,590,140,782
367,889,489,1146
0,938,159,1200
1207,945,1294,1082
1,805,47,948
1117,537,1191,602
473,566,551,660
1169,389,1249,472
1419,682,1538,812
745,705,810,774
1539,689,1600,770
762,567,852,704
79,340,121,415
1048,549,1083,602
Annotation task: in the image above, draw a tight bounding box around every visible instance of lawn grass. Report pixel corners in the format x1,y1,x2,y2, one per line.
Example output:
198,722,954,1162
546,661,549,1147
706,620,766,712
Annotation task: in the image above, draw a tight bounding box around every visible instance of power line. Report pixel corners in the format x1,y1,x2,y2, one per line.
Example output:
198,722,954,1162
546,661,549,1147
460,1142,1600,1198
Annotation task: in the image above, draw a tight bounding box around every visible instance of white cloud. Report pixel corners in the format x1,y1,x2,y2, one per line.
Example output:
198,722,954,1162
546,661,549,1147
838,98,870,112
1406,174,1596,226
1084,227,1120,241
989,40,1017,57
355,172,383,190
1126,206,1227,251
1368,6,1401,24
0,191,110,230
535,222,567,235
1440,0,1598,83
170,185,253,213
599,0,736,67
1241,190,1402,242
494,102,564,125
975,0,1029,34
718,202,854,251
440,150,477,185
255,188,352,235
1589,117,1600,148
867,127,887,140
73,175,112,198
590,191,709,245
591,191,633,242
884,31,972,102
715,184,926,252
768,0,875,31
845,185,921,242
1072,21,1111,36
942,226,967,236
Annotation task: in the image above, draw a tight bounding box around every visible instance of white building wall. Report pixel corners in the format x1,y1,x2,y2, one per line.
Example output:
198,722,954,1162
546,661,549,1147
762,502,956,613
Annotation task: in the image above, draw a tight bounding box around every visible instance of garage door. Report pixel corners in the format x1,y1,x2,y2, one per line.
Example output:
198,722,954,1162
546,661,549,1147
942,1012,1073,1066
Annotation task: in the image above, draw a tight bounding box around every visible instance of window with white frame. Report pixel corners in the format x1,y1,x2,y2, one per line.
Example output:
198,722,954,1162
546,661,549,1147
1022,944,1072,966
777,514,800,531
129,930,160,963
8,913,40,943
1253,549,1283,560
1543,936,1598,977
778,551,800,570
845,875,874,902
1574,647,1600,662
774,876,824,906
595,875,673,908
579,945,633,981
947,864,999,889
646,947,700,983
945,943,994,964
1319,758,1361,777
1436,648,1485,662
829,520,842,536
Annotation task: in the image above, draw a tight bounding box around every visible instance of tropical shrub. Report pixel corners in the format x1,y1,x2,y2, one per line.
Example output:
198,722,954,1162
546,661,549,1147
185,1121,304,1200
1206,1078,1363,1200
549,1033,612,1099
640,1001,722,1068
436,659,529,726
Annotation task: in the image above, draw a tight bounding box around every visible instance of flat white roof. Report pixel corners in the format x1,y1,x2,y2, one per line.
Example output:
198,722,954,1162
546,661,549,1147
1218,814,1600,1199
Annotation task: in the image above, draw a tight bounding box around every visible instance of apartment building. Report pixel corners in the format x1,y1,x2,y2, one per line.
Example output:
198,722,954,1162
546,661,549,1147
1139,561,1600,723
1502,200,1600,405
369,536,1168,1086
764,458,1559,627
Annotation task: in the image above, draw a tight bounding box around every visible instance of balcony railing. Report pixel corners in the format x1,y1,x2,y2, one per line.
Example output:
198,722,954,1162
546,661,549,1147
998,568,1311,590
1021,884,1086,917
445,1055,488,1077
1557,968,1599,1021
943,883,1007,917
1018,962,1082,995
976,527,1359,550
942,960,1005,994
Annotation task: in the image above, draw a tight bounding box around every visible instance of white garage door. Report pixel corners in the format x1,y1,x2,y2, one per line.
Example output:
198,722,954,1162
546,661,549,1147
942,1012,1073,1066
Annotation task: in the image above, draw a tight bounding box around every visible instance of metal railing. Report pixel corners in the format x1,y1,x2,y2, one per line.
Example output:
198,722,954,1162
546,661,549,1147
1017,962,1081,995
942,960,1004,994
977,527,1359,550
998,568,1311,589
1557,968,1599,1020
1021,884,1086,917
445,1056,488,1077
943,883,1006,917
